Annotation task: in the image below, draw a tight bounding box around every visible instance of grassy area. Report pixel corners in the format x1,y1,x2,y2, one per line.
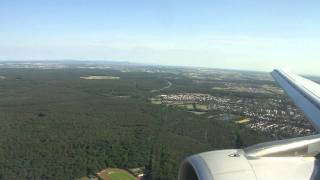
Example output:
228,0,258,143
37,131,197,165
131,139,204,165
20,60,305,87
105,169,136,180
80,75,120,80
151,100,162,104
235,118,251,124
189,111,207,115
150,98,162,105
195,104,208,111
177,104,194,110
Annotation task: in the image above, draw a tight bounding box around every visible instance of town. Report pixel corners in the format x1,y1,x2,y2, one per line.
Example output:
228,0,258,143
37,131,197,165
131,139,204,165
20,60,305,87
157,93,315,138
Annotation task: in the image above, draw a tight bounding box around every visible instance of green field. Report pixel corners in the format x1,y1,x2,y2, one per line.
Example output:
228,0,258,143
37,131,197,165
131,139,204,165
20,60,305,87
107,169,136,180
150,98,162,105
80,75,120,80
177,104,194,110
195,104,209,111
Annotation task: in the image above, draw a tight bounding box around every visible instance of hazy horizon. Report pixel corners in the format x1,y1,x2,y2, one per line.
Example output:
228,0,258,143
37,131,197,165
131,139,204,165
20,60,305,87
3,59,320,77
1,0,320,75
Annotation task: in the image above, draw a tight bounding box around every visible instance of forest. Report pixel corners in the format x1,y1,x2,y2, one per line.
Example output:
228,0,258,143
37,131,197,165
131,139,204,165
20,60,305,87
0,68,275,179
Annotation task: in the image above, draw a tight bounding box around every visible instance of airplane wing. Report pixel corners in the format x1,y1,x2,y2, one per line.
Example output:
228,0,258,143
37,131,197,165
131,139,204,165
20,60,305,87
178,69,320,180
271,69,320,131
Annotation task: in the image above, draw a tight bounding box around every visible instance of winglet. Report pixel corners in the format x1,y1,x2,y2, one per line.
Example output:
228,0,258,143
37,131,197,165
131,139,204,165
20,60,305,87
271,69,320,131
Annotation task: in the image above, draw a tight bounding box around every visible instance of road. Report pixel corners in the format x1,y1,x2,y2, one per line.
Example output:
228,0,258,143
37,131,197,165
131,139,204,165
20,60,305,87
151,80,172,92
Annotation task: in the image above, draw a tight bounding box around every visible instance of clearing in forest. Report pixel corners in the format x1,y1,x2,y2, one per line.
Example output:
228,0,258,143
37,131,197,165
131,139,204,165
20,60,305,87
97,168,137,180
80,76,120,80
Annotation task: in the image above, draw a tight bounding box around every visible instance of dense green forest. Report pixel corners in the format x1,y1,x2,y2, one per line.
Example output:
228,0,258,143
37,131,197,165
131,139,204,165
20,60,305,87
0,68,274,179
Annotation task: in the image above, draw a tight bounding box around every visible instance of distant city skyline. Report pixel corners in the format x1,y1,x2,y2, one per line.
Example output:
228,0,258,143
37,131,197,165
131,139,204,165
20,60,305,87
1,0,320,75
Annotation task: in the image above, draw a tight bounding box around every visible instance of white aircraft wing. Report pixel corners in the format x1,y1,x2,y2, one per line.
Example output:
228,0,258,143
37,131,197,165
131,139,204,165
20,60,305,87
271,69,320,130
178,69,320,180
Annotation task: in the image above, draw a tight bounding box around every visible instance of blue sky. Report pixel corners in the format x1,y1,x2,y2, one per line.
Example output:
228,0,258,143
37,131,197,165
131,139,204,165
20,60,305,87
1,0,320,74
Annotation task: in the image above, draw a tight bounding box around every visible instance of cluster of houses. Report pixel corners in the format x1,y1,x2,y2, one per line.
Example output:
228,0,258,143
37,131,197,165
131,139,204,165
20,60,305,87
160,93,229,104
159,93,315,137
